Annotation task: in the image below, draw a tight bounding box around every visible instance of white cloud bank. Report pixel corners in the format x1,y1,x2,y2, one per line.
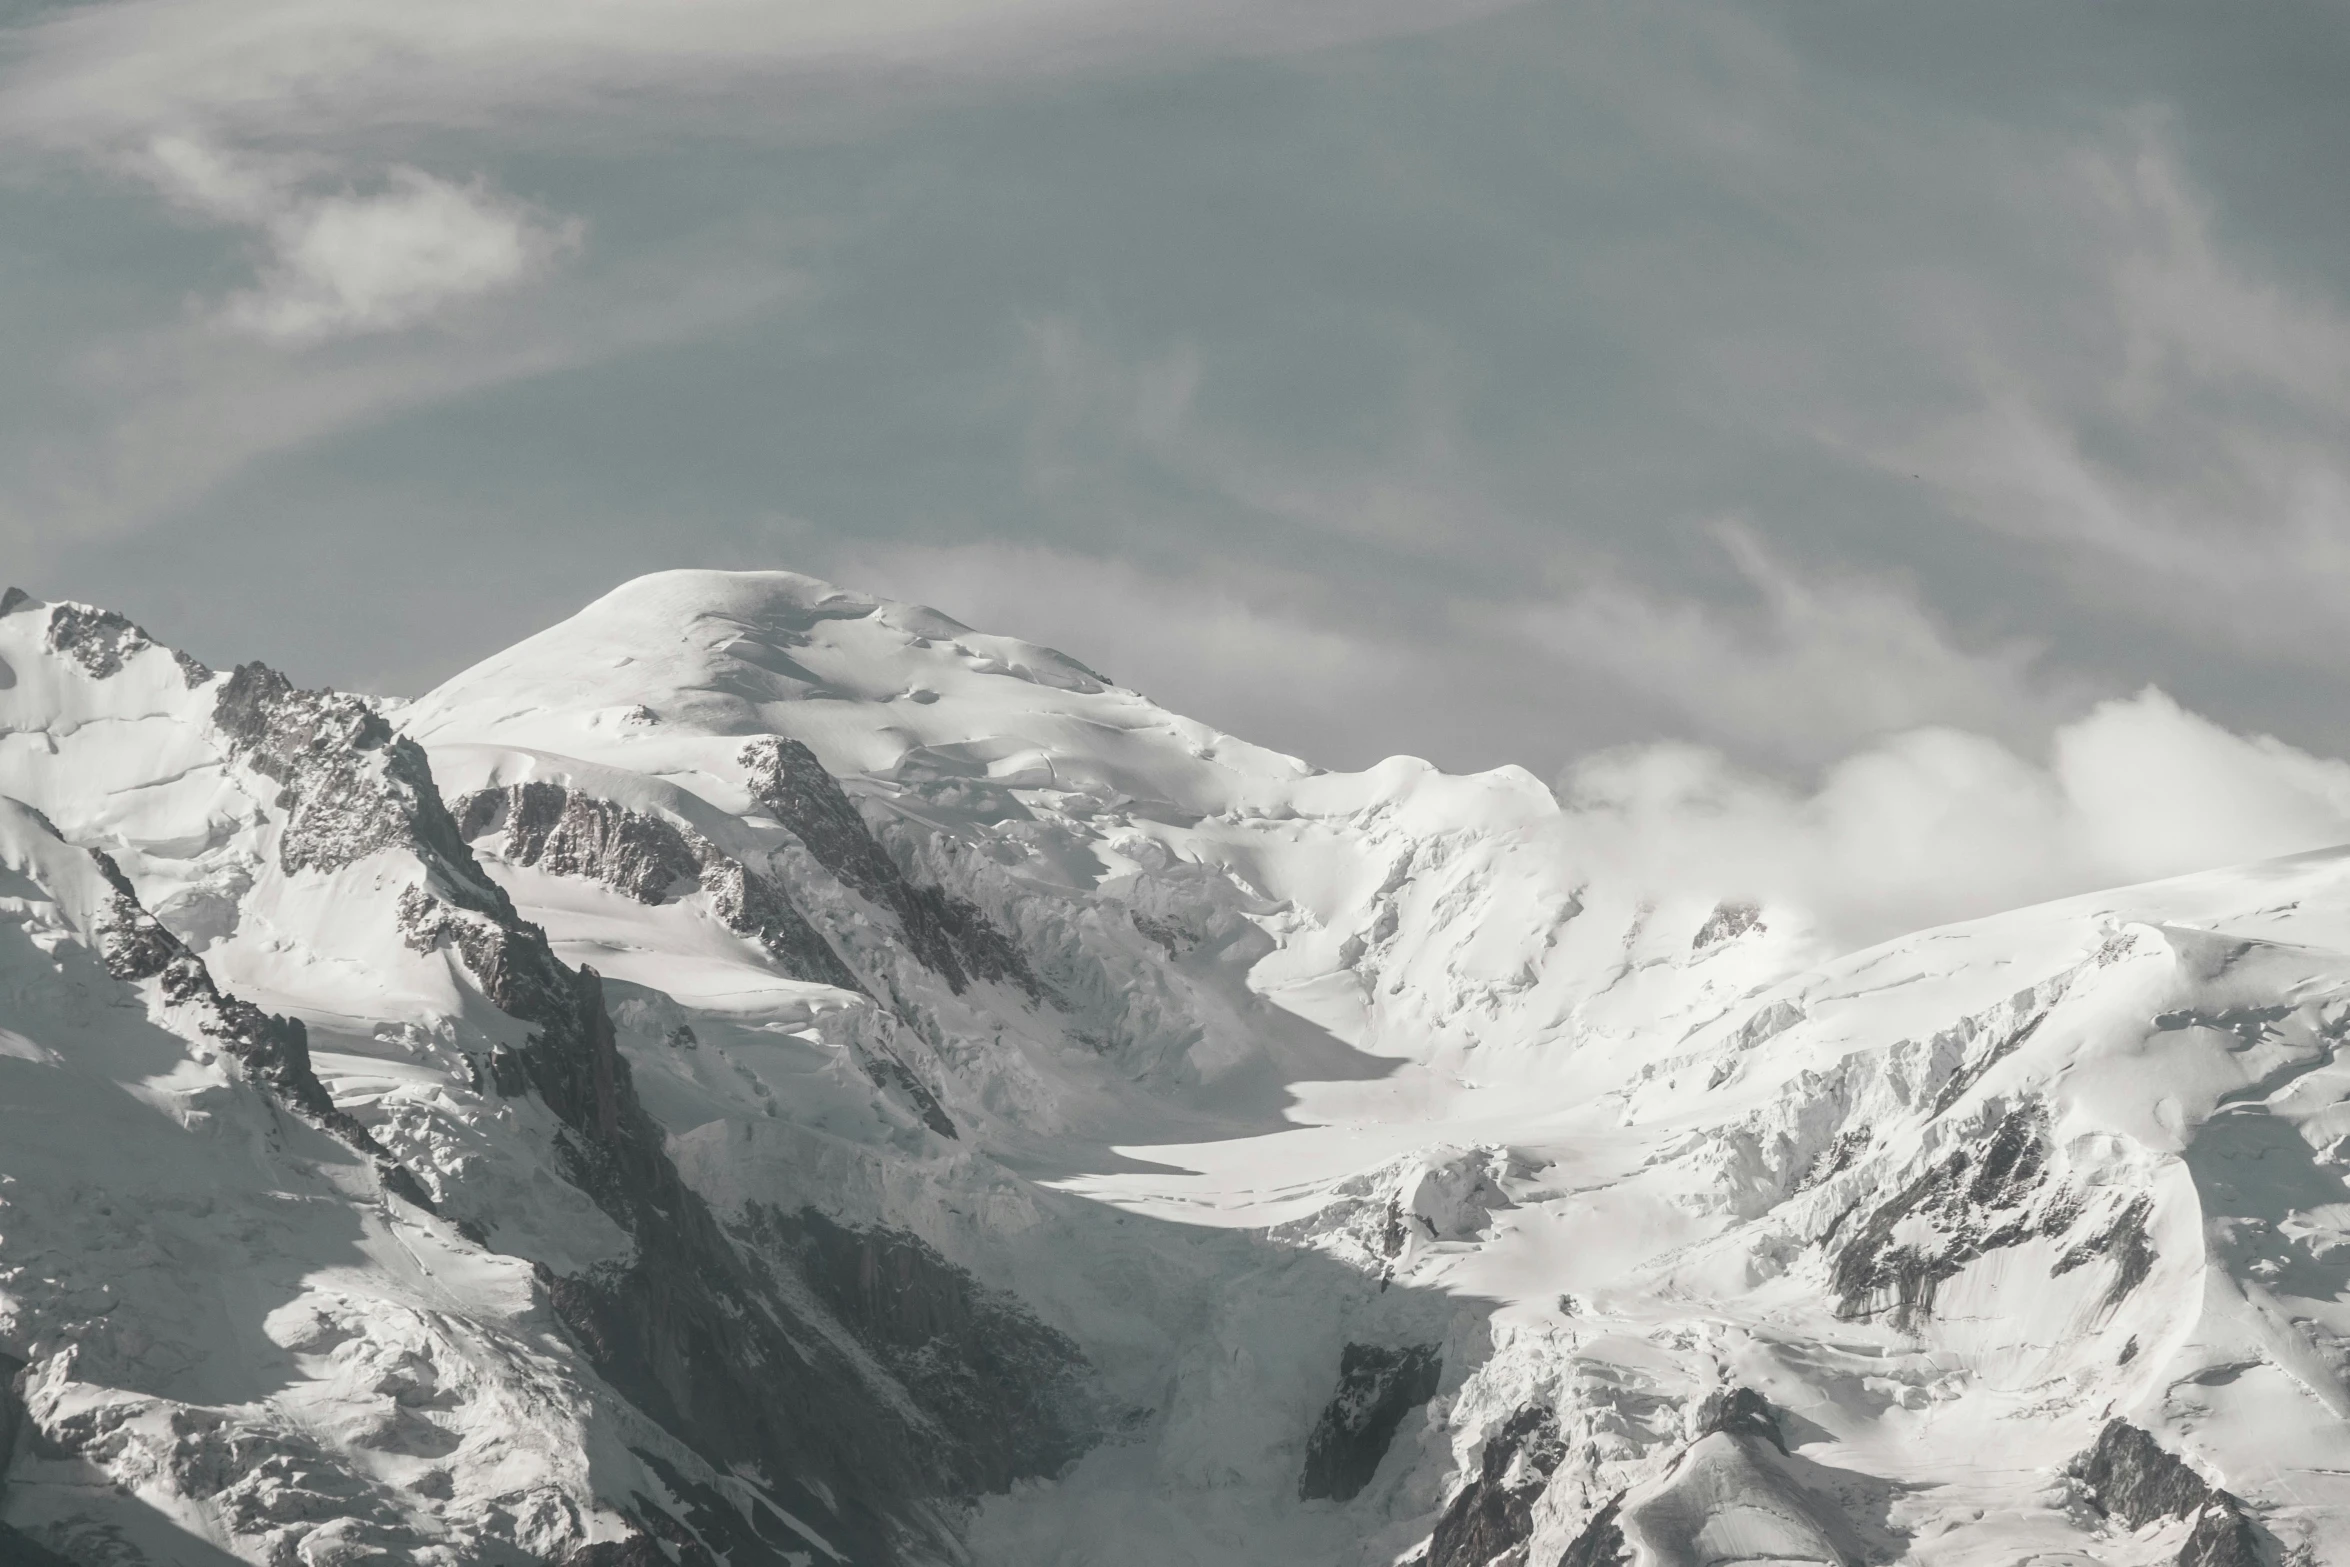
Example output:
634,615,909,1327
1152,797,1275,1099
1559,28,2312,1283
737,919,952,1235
1562,688,2350,948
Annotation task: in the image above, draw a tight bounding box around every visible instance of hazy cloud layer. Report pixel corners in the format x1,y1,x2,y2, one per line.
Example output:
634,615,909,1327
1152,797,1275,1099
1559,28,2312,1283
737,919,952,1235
7,0,2350,940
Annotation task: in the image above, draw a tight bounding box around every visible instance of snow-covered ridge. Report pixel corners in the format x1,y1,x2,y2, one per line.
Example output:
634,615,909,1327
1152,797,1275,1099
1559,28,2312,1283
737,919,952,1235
1,570,2343,1567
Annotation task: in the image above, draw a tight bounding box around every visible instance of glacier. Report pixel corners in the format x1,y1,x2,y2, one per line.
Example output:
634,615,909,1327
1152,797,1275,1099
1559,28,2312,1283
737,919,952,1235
0,569,2336,1566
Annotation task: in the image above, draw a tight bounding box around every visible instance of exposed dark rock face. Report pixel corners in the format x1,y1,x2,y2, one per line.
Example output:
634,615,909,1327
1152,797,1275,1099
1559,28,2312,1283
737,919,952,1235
0,586,28,616
455,781,866,993
844,1038,958,1139
1799,1129,1873,1192
1556,1493,1630,1567
624,1448,805,1567
83,838,435,1210
216,664,499,887
740,738,1044,999
1693,1386,1785,1455
1831,1106,2087,1329
1692,900,1762,950
1380,1198,1411,1259
2179,1504,2263,1567
0,1351,24,1467
397,866,939,1555
738,1205,1097,1492
1298,1342,1443,1502
1131,910,1194,958
565,1537,696,1567
2072,1421,2228,1526
0,1349,43,1567
2052,1195,2158,1310
1425,1405,1566,1567
45,601,211,686
460,783,702,904
2071,1421,2261,1567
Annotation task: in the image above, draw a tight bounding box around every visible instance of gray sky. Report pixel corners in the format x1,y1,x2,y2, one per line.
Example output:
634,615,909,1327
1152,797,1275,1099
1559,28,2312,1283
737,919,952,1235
8,0,2350,780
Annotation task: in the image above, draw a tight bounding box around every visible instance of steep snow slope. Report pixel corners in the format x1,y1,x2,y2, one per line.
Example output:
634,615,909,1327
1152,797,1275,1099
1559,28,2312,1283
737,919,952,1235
0,796,657,1566
3,570,2343,1567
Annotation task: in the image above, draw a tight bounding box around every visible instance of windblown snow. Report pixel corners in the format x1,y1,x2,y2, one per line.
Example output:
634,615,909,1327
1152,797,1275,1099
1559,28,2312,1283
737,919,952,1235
0,569,2337,1566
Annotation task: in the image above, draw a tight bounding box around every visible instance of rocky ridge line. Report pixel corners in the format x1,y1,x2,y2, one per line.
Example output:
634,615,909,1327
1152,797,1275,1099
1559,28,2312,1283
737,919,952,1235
78,821,438,1210
454,781,866,995
451,780,957,1136
740,738,1046,1000
2071,1421,2263,1567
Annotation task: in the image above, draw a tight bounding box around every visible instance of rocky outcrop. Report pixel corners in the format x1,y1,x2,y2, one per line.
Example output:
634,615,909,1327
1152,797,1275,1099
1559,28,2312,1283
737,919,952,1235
455,780,862,992
460,782,702,904
1830,1105,2085,1329
1692,1385,1786,1454
839,1029,958,1138
1299,1342,1443,1502
209,666,943,1558
1557,1494,1630,1567
2051,1194,2158,1310
1563,1385,1891,1567
216,663,500,886
741,738,1045,999
1425,1405,1566,1567
1691,900,1762,950
1431,1387,1820,1567
2071,1421,2262,1567
44,600,210,686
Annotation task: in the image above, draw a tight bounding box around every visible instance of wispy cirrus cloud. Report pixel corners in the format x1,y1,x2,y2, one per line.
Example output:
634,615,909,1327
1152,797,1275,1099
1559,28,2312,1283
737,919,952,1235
1515,523,2097,766
1833,126,2350,678
0,0,1529,152
0,0,1529,558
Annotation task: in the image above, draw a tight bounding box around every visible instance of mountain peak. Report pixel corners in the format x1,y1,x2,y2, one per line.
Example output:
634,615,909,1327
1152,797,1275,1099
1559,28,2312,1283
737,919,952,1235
402,566,1310,804
7,569,2348,1566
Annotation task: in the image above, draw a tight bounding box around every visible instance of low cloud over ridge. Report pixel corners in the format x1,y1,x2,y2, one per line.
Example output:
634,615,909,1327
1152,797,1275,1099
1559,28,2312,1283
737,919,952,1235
1562,688,2350,949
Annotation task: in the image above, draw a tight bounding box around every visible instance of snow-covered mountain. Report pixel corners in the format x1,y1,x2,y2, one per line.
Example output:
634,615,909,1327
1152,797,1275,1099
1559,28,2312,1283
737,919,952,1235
0,569,2335,1566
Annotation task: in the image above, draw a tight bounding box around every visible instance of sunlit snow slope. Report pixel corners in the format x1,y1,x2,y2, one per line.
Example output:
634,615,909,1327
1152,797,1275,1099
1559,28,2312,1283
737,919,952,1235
0,570,2336,1567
